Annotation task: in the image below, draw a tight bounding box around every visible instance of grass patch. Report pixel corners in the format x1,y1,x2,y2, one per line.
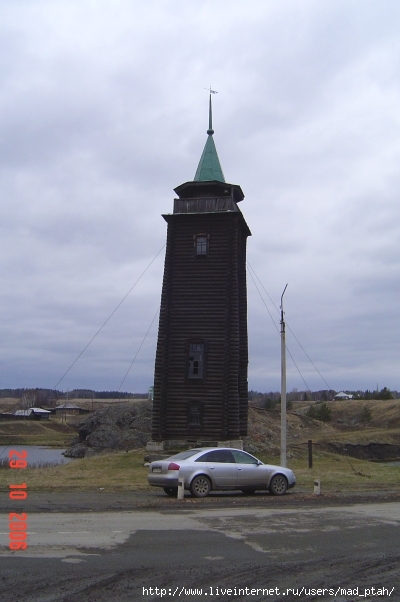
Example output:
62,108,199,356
0,448,399,494
288,451,400,493
0,449,151,493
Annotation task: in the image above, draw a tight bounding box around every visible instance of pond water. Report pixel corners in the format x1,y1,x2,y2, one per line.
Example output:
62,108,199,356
0,445,72,467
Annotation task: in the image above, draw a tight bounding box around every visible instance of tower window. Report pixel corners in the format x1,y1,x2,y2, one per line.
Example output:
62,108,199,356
188,342,204,379
194,234,208,256
188,401,202,427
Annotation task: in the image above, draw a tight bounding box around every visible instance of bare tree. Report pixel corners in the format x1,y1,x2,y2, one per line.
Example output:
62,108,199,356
19,389,37,410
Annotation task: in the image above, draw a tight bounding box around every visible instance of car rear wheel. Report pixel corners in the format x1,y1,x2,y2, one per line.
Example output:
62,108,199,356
269,474,288,495
190,475,211,498
163,487,178,497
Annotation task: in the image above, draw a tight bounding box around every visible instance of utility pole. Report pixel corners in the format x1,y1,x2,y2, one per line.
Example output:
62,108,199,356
280,284,288,467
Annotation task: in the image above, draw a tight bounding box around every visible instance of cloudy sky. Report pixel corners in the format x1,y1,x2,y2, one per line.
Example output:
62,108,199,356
1,0,399,395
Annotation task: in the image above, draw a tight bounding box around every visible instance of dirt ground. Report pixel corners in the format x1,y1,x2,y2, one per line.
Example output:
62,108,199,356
2,487,400,514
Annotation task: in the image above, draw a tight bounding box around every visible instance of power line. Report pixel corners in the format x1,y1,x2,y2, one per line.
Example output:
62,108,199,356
247,261,332,392
115,308,159,394
0,245,165,460
248,262,362,475
52,244,165,390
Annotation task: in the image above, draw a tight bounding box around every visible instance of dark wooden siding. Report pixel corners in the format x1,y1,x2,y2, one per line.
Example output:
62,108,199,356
152,206,250,441
173,197,238,214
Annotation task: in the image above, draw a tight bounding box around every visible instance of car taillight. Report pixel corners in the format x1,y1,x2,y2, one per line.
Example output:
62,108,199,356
167,462,180,470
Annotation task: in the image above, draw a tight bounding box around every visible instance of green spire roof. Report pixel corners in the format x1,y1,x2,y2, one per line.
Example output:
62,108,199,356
194,93,225,183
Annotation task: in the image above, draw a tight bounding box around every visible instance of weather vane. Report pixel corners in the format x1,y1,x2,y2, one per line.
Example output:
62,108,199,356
203,87,217,134
204,86,218,94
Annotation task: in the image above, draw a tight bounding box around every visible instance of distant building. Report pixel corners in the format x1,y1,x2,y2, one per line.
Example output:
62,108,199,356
14,408,51,420
54,403,88,416
334,392,353,400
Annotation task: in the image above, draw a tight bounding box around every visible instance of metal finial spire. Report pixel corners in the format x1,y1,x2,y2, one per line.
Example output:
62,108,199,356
194,87,224,182
204,86,218,135
207,93,214,135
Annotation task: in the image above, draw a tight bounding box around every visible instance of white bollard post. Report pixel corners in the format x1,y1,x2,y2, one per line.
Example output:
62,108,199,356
314,479,321,495
177,477,185,500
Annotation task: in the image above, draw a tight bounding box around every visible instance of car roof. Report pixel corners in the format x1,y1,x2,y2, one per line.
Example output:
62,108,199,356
189,447,245,452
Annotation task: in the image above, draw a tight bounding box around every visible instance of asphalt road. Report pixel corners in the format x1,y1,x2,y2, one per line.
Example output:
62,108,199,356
0,499,399,602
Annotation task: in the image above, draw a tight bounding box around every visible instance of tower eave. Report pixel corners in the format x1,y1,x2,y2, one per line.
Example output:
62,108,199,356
174,180,245,203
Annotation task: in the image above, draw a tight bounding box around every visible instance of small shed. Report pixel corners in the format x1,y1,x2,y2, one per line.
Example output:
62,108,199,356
334,391,353,400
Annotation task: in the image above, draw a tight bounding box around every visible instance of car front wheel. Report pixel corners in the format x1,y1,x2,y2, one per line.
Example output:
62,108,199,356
269,474,288,495
190,475,211,498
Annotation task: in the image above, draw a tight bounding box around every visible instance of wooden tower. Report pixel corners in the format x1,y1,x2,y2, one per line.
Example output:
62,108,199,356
151,96,251,446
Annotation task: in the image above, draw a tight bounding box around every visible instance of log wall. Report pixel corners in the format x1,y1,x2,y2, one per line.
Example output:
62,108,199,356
152,195,251,442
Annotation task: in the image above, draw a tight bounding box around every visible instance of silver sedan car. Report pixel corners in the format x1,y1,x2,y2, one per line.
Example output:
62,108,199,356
148,447,296,497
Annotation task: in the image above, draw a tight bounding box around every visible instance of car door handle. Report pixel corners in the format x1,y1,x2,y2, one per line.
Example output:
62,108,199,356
237,467,243,470
209,466,215,469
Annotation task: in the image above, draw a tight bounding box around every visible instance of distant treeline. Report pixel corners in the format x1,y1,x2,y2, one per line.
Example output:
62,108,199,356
249,387,398,408
249,390,334,403
0,388,147,402
1,387,397,407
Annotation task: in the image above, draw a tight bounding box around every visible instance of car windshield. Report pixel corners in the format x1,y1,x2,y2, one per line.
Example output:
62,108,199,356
168,450,200,460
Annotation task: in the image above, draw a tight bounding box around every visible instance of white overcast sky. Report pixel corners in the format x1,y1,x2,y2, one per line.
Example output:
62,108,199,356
1,0,399,394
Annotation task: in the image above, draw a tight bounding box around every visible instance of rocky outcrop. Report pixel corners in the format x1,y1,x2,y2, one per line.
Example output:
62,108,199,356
64,401,400,461
327,442,400,461
63,401,152,457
